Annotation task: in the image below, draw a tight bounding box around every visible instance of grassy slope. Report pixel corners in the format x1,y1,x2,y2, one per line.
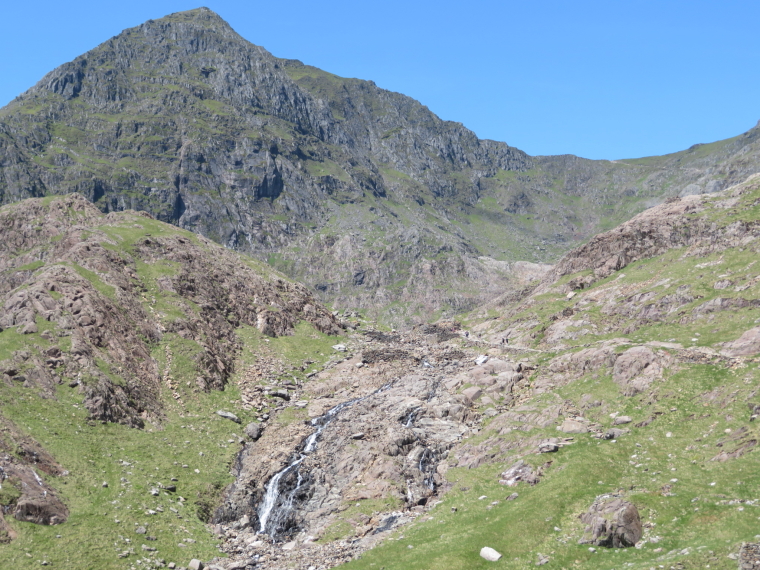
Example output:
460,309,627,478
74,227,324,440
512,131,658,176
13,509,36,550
344,184,760,569
0,208,344,568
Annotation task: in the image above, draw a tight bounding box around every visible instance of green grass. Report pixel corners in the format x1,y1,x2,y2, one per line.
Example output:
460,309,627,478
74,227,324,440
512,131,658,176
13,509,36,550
0,379,247,569
15,260,45,272
304,158,350,182
236,320,341,378
346,359,760,570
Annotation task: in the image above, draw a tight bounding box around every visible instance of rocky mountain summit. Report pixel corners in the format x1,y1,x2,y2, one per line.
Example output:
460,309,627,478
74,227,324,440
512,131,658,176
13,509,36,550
2,8,760,322
2,7,760,570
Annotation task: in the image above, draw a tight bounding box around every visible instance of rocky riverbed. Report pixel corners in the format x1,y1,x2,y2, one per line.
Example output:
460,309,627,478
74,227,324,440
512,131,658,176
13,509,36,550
209,323,535,570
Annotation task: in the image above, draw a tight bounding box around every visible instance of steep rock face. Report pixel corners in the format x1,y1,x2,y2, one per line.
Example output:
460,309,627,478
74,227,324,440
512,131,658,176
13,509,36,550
0,7,527,242
0,8,539,321
3,9,760,322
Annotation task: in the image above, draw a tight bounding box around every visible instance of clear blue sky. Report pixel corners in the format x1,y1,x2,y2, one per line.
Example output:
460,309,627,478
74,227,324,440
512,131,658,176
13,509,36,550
2,1,758,160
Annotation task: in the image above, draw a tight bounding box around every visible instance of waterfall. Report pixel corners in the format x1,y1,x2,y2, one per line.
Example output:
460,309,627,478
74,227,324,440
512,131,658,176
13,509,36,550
418,448,436,490
256,456,305,534
256,384,390,537
403,407,420,428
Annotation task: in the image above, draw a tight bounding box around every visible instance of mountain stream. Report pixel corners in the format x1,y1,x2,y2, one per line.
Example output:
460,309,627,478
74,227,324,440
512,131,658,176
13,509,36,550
257,385,390,537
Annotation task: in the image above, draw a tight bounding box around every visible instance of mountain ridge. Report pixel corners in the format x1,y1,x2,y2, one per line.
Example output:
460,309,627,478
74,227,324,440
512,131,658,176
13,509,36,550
2,8,760,324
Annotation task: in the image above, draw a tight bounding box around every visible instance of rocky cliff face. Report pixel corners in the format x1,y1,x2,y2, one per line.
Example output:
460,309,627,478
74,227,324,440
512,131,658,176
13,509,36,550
3,8,759,323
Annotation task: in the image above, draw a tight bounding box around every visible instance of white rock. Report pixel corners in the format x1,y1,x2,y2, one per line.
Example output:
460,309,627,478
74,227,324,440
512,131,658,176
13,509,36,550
332,344,347,352
216,410,241,423
475,355,489,365
480,547,502,561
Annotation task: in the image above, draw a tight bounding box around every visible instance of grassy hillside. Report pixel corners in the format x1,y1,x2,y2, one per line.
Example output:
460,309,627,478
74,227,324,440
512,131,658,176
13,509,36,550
0,194,344,568
340,175,760,569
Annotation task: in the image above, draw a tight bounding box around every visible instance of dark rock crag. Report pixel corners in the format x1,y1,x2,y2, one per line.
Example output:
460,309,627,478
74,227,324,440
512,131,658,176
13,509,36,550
579,494,642,548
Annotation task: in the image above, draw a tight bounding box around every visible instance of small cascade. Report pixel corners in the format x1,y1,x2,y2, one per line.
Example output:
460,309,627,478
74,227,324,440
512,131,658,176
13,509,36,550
398,378,442,501
426,377,441,402
417,448,437,490
256,456,306,534
256,384,390,538
402,407,420,428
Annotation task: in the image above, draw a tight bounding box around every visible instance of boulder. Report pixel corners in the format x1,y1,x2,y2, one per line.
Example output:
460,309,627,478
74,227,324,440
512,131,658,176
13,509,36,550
578,494,642,548
244,422,262,441
270,389,290,401
216,410,241,423
188,559,204,570
558,418,588,434
722,327,760,357
538,441,559,453
480,546,502,561
613,416,632,425
13,498,68,525
603,428,629,440
462,386,482,404
498,460,540,487
613,346,663,396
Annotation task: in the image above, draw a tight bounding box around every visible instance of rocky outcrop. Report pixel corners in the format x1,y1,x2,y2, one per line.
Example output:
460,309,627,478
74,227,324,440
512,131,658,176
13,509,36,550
579,494,642,548
0,194,340,427
740,542,760,570
212,329,492,543
722,327,760,357
612,346,669,396
0,416,69,540
498,460,541,487
544,174,760,289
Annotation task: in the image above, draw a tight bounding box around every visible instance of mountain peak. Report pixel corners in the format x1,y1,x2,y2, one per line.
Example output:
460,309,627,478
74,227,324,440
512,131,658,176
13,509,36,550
147,6,234,29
